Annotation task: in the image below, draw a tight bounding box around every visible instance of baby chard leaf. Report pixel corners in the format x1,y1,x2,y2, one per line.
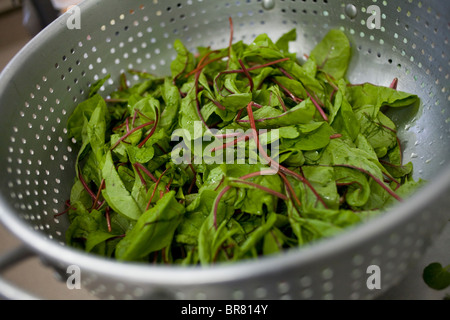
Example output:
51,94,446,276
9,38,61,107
102,151,143,220
115,191,185,261
171,39,195,83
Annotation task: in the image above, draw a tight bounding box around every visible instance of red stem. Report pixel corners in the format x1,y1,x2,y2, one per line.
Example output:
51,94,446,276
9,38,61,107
246,58,291,71
330,133,342,139
91,178,105,210
78,169,97,200
185,50,223,78
166,176,174,193
135,162,170,193
112,118,129,131
133,162,158,183
271,78,302,103
54,200,76,217
335,180,363,189
134,164,149,191
238,59,254,92
211,133,249,152
278,67,294,80
240,169,278,180
231,179,288,201
209,98,227,110
276,93,288,112
131,110,138,127
213,186,231,229
306,90,328,122
278,172,302,215
390,77,398,90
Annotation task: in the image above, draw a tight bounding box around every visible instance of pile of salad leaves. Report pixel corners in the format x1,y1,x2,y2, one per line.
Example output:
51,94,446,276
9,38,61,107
63,27,423,265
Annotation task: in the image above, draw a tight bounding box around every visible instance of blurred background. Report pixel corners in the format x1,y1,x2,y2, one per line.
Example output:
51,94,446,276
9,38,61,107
0,0,448,300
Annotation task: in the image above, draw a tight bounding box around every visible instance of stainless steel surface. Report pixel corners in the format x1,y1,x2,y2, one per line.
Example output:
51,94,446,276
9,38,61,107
0,0,449,299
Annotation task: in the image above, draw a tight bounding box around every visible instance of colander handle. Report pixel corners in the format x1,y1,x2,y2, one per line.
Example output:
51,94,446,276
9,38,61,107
0,245,39,300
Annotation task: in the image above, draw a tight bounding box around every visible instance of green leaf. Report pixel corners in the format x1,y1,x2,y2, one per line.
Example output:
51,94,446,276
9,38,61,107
69,179,93,212
67,94,109,143
272,76,307,100
66,209,107,248
289,215,343,246
238,99,317,129
334,166,371,207
127,144,155,164
176,211,207,246
423,262,450,290
171,39,195,82
85,230,120,253
275,28,297,55
128,95,160,124
216,75,253,111
301,166,340,210
243,33,286,61
310,29,351,80
278,60,324,97
292,122,334,151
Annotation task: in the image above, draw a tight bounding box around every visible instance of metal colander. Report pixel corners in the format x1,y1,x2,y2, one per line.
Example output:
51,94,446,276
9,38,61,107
0,0,449,300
